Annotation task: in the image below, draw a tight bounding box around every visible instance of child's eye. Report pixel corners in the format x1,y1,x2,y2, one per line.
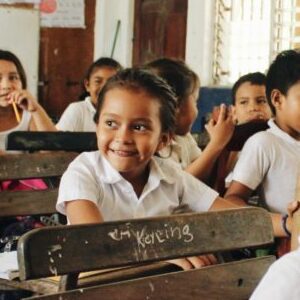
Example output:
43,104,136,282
93,79,104,86
105,120,117,128
133,124,147,131
257,98,267,104
239,100,248,105
9,75,20,81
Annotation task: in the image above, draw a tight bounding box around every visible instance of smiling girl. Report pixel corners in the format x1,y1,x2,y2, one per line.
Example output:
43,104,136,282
57,68,239,270
0,49,56,153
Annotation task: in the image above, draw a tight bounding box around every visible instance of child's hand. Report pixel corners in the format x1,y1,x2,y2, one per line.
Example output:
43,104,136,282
7,90,39,113
167,254,218,270
287,201,300,218
205,104,235,150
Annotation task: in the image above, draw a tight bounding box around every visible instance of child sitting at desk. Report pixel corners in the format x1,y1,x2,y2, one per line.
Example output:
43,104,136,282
145,58,235,182
56,57,122,132
57,68,240,270
0,49,56,154
225,49,300,241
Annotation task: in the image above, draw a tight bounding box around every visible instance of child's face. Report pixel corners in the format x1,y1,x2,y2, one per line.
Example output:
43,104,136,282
176,87,199,135
233,82,272,124
96,88,168,180
84,67,118,105
0,60,22,107
274,82,300,140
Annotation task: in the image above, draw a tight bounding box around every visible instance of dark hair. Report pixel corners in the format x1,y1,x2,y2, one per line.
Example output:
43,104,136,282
0,49,27,88
94,68,177,134
266,49,300,115
79,57,123,100
231,72,266,105
144,58,199,107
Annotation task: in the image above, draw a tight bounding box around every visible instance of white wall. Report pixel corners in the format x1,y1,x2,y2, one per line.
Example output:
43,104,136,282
0,7,40,96
94,0,134,67
185,0,215,86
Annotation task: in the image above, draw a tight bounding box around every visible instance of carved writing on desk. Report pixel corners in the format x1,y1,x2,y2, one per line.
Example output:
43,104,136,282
108,223,194,250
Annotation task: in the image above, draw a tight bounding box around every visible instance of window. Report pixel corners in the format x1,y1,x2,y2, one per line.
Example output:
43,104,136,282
213,0,297,85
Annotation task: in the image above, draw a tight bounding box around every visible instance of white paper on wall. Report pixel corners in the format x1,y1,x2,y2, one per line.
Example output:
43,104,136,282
40,0,85,28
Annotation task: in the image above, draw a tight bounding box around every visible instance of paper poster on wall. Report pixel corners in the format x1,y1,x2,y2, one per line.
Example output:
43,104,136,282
39,0,85,28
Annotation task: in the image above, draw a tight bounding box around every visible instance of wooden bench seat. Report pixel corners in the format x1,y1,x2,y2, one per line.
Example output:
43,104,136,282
0,152,77,217
17,207,275,299
6,131,97,152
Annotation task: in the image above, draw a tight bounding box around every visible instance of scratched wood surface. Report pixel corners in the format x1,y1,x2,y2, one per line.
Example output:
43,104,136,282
6,131,97,152
25,256,275,300
0,152,77,217
0,152,77,180
18,207,274,281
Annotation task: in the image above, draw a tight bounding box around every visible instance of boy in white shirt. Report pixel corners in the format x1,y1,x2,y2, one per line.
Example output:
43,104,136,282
225,49,300,237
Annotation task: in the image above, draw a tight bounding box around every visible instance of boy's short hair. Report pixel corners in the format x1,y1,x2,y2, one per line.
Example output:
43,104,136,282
231,72,266,105
266,49,300,115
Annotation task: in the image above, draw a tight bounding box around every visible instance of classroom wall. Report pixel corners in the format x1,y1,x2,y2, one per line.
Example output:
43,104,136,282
94,0,134,67
93,0,216,81
0,6,39,97
185,0,215,86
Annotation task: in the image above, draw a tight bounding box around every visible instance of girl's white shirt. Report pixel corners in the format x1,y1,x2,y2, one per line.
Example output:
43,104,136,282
56,96,96,132
56,151,218,222
158,133,202,169
0,110,31,151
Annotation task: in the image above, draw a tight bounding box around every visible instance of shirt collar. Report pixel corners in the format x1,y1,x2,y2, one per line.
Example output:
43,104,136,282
85,96,96,114
267,118,300,145
97,154,176,185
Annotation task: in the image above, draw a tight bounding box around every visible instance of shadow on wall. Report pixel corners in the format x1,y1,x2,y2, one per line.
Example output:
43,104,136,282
192,86,232,133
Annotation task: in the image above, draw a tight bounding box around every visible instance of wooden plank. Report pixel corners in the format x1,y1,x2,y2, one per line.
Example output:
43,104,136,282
0,189,58,217
25,256,275,300
0,152,77,180
18,208,274,280
6,131,97,152
0,278,58,295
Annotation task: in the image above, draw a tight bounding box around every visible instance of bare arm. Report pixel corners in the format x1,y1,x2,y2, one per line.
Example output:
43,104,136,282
186,104,234,181
225,180,290,237
65,199,104,225
224,180,252,206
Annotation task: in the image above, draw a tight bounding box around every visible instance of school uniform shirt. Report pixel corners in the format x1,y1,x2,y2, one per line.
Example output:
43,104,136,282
56,151,218,221
56,96,96,132
0,110,31,152
250,247,300,300
158,133,202,169
231,119,300,214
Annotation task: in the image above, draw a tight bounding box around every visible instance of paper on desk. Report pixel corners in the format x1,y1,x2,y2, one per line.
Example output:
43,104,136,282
0,251,19,280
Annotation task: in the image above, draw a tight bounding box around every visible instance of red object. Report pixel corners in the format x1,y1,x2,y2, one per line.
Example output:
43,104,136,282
39,0,57,14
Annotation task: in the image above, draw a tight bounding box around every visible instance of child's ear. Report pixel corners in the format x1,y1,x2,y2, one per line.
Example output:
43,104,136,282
156,133,172,151
84,79,90,91
271,89,283,110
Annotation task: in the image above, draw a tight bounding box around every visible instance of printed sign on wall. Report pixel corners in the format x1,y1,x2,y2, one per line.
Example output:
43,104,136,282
39,0,85,28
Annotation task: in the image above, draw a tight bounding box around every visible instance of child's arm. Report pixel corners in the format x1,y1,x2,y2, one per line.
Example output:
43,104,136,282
66,199,104,224
225,181,292,237
8,90,57,131
186,104,234,181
